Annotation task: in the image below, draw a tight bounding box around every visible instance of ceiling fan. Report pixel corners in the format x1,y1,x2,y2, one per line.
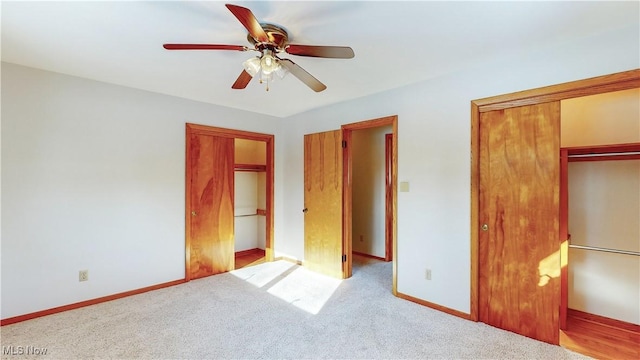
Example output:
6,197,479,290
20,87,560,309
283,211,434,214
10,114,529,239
163,4,354,92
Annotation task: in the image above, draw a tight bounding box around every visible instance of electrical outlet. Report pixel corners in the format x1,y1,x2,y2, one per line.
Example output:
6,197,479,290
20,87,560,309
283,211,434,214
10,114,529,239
425,268,432,280
359,235,364,242
79,270,89,282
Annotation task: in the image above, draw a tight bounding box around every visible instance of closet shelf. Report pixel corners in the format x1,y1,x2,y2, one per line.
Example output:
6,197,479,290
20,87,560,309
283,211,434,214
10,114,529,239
563,142,640,155
234,213,258,218
235,208,267,218
234,163,267,172
562,142,640,162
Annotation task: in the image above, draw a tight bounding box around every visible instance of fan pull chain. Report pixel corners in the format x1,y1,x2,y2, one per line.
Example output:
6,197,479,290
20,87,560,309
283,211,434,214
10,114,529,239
257,77,270,91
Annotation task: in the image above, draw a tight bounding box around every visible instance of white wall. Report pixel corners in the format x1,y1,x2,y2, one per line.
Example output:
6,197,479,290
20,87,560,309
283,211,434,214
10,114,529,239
561,88,640,147
257,172,267,250
234,171,259,252
280,24,639,314
352,126,392,258
0,62,283,319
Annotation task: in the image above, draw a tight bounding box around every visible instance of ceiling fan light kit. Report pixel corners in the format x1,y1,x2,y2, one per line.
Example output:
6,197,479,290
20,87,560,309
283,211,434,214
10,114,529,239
163,3,354,92
242,53,288,91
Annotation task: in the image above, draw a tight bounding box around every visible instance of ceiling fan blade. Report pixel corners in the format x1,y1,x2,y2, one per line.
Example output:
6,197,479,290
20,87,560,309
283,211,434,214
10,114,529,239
231,70,253,89
285,45,355,59
163,44,248,51
279,59,327,92
225,4,269,43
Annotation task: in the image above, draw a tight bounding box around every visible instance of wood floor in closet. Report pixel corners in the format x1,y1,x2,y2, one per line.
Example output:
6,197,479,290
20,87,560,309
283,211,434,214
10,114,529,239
560,309,640,360
234,249,266,269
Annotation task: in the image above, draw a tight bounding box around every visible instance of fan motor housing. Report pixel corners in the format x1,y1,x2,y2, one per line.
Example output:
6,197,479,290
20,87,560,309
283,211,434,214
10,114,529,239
247,23,289,51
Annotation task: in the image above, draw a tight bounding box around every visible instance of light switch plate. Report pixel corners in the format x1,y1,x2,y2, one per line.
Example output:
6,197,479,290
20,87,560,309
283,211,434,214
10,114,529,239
400,181,410,192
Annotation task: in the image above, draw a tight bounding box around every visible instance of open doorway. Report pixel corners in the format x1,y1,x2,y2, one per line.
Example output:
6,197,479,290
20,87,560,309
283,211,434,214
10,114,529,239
350,126,393,262
342,115,398,292
301,115,397,290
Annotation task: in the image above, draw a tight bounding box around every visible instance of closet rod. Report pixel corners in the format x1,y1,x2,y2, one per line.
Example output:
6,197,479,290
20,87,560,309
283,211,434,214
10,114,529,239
567,151,640,158
569,244,640,257
234,214,258,218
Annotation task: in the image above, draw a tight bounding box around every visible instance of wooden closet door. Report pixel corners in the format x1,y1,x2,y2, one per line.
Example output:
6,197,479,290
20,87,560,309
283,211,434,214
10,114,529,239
304,130,344,278
478,102,561,344
186,131,235,279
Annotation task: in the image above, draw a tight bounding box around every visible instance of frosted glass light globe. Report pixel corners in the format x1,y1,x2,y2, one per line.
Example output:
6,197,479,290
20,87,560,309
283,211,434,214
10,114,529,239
260,54,279,75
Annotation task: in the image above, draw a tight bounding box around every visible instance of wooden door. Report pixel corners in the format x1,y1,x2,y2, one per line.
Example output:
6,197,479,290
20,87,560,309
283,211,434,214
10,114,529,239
186,131,235,279
478,102,561,344
304,130,344,278
385,133,393,261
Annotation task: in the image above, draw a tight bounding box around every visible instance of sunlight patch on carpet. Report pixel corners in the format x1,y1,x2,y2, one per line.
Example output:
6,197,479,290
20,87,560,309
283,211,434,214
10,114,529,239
230,260,296,288
267,267,342,315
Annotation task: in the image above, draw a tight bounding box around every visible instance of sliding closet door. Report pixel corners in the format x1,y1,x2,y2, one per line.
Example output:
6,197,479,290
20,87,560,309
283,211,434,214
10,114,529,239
186,129,235,279
304,130,344,278
478,103,561,344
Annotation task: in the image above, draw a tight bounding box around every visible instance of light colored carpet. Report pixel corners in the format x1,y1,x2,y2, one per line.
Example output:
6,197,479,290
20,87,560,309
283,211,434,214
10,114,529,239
1,256,591,359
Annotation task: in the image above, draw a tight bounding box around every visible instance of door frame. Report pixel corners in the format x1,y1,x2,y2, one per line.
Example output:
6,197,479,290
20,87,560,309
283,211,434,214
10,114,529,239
342,115,398,293
469,69,640,321
185,123,275,281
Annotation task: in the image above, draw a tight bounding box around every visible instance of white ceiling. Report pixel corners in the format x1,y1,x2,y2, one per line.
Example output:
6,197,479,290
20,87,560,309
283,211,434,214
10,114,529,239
2,1,638,118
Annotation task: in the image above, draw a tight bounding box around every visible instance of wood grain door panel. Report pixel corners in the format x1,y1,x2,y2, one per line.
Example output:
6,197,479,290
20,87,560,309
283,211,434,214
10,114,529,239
304,130,343,278
385,133,393,262
479,102,561,344
188,133,234,279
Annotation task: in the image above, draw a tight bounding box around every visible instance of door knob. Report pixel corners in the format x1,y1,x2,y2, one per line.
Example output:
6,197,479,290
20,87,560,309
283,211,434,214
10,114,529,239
302,208,308,213
192,211,197,216
481,224,488,231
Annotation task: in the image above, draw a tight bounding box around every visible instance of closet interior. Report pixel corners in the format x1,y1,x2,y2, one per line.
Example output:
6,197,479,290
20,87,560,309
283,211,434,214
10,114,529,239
559,88,639,359
234,138,267,269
